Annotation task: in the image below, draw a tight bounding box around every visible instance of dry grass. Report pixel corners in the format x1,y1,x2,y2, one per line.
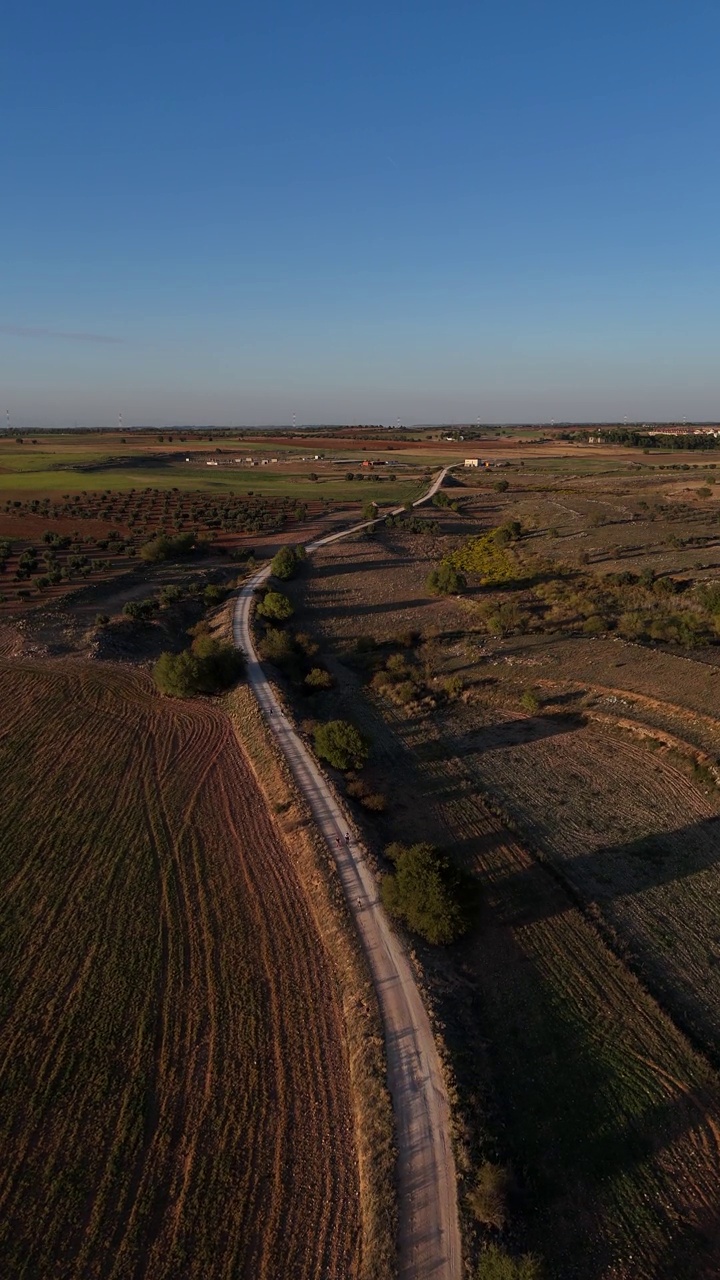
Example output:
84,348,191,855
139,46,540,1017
287,523,720,1278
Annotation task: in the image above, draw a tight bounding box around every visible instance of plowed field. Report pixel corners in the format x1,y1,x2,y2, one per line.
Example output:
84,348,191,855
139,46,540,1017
0,659,360,1279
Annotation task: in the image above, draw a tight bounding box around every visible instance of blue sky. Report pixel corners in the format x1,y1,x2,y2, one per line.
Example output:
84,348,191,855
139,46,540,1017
3,0,720,425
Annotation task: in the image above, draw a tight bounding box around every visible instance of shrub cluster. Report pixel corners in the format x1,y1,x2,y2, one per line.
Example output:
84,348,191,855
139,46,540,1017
139,531,202,562
153,634,244,697
528,563,715,647
447,525,521,583
384,514,433,533
474,1244,543,1279
369,644,462,711
304,666,334,690
256,623,335,691
432,491,461,511
345,774,387,811
425,562,466,596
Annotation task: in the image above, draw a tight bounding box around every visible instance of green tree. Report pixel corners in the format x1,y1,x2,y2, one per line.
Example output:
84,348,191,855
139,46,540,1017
270,545,299,580
203,583,226,606
313,719,369,770
191,635,245,690
153,649,202,697
362,501,378,521
494,519,522,545
257,590,294,622
123,596,158,620
425,562,466,595
160,584,182,606
381,842,469,945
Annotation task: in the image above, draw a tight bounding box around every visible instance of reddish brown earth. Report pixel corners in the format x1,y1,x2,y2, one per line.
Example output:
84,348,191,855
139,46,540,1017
0,658,361,1279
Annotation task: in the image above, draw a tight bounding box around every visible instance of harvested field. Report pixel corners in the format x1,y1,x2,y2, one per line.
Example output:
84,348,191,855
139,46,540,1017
0,659,360,1279
446,703,720,1052
286,526,720,1278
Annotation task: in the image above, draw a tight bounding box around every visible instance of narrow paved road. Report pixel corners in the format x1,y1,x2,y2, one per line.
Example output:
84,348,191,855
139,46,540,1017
233,471,461,1279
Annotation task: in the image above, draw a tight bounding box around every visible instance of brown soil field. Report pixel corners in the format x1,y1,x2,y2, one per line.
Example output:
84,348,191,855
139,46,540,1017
282,520,720,1278
0,658,361,1280
0,512,127,541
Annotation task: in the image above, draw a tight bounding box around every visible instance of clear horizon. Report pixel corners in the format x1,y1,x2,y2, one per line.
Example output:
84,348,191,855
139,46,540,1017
4,1,720,427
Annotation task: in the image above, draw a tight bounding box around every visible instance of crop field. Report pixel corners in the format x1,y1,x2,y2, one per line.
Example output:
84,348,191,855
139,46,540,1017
0,659,360,1280
409,714,720,1279
0,433,427,502
279,498,720,1277
0,432,428,623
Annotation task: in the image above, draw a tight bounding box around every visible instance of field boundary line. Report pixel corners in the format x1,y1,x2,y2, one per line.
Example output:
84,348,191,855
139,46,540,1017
225,684,396,1280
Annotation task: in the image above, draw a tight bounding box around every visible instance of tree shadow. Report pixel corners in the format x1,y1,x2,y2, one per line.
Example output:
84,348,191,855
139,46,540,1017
491,816,720,925
454,910,720,1278
310,556,415,578
309,597,433,621
426,713,586,757
541,688,587,707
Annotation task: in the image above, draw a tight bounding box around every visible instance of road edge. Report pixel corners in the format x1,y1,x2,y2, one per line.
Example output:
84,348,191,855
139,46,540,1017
231,469,462,1278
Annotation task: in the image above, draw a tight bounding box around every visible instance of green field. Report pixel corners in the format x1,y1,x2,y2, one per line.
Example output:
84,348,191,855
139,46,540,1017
0,457,426,503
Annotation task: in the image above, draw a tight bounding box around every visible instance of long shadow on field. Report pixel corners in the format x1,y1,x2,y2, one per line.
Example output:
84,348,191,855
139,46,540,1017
651,1219,720,1280
310,557,416,578
456,907,720,1279
488,816,720,925
309,597,433,620
68,453,174,472
453,711,584,747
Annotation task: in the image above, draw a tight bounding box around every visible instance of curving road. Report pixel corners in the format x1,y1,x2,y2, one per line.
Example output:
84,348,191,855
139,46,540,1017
233,470,461,1279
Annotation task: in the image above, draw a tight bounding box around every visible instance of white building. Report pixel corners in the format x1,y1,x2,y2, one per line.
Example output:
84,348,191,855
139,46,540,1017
464,457,480,468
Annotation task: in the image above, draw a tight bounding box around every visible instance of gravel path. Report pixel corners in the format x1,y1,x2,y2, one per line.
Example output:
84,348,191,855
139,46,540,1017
233,472,461,1279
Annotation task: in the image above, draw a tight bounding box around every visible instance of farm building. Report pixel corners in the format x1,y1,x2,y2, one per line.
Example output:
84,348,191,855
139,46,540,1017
464,458,480,468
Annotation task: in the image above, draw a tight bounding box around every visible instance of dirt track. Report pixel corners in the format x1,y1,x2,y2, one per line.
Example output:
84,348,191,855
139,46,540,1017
233,473,462,1280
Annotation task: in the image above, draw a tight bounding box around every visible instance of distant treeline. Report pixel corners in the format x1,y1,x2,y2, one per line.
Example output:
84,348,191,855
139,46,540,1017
572,428,720,451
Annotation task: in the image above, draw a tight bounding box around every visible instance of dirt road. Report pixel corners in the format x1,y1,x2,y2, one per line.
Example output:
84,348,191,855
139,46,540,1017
233,473,461,1279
